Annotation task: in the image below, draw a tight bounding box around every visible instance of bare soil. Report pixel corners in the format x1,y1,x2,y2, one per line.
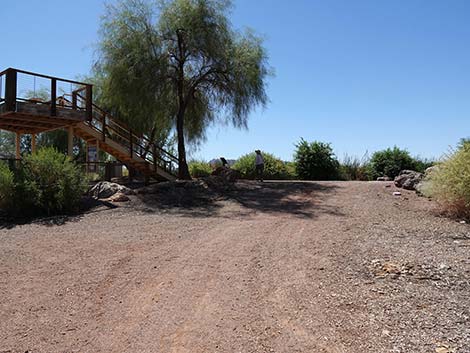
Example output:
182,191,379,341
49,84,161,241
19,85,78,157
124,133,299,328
0,181,469,353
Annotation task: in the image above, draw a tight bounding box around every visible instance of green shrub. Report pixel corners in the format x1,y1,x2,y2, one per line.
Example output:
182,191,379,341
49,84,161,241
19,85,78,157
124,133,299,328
427,143,470,219
0,148,87,216
367,147,417,179
294,139,340,180
233,152,295,180
0,162,15,210
188,160,212,178
413,157,435,174
340,154,370,181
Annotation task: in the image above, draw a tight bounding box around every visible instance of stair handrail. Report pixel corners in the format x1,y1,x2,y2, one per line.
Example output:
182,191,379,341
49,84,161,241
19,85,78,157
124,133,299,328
61,93,178,176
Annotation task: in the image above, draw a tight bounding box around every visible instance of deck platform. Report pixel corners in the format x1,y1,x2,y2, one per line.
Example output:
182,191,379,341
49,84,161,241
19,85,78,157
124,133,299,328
0,101,87,134
0,68,92,134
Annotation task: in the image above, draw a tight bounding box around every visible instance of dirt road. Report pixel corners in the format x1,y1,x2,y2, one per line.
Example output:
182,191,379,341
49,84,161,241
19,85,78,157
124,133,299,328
1,181,469,352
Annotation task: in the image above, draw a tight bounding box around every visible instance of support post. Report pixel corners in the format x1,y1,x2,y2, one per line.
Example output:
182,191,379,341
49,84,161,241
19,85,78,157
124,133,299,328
85,85,93,121
15,132,21,160
31,134,36,154
72,91,77,110
5,69,17,112
102,113,106,142
51,78,57,116
153,144,157,172
129,130,133,158
67,126,74,157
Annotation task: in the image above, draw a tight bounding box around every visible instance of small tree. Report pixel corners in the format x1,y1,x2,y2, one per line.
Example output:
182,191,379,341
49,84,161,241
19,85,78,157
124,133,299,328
294,139,340,180
233,151,294,180
96,0,270,179
368,147,416,179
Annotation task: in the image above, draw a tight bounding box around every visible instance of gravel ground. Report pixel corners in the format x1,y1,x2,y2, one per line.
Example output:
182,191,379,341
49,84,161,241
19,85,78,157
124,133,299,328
0,180,469,353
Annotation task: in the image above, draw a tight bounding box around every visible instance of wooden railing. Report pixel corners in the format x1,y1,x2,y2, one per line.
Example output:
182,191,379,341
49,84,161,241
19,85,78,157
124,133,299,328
66,93,178,177
0,68,92,119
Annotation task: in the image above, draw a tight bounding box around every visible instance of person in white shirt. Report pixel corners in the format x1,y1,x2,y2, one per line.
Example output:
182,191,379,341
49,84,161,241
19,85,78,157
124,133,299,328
255,150,264,182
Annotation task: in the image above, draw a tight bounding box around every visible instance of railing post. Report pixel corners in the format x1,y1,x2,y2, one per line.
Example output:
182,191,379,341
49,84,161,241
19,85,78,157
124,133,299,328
153,145,157,171
86,85,93,121
5,69,17,112
50,78,57,116
72,91,77,110
129,130,133,158
102,113,106,142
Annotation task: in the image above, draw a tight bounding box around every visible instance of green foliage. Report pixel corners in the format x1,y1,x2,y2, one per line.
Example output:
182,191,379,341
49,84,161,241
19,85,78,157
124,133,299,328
233,152,295,180
0,162,15,209
188,160,212,178
0,148,87,216
339,154,370,181
427,141,470,219
413,157,435,174
96,0,271,179
294,139,340,180
367,147,417,179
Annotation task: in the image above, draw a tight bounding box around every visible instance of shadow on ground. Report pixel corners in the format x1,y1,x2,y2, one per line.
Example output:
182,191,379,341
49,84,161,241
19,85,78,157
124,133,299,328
137,179,343,219
0,197,118,230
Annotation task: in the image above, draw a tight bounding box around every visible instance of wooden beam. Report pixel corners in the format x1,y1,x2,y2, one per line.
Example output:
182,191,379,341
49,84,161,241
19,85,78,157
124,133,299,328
31,134,36,154
68,126,74,157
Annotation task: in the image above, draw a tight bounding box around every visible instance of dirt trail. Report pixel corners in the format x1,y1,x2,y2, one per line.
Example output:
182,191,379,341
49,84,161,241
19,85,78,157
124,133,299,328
0,181,469,352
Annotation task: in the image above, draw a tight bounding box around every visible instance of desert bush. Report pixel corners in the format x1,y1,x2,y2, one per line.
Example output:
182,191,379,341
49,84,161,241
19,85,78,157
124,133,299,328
413,157,434,174
233,152,295,180
189,160,212,178
0,148,87,216
426,142,470,219
367,147,417,179
294,139,340,180
340,153,370,181
0,162,15,209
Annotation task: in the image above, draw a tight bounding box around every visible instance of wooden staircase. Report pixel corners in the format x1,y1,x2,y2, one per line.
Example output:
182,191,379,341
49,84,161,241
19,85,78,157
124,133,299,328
68,92,178,182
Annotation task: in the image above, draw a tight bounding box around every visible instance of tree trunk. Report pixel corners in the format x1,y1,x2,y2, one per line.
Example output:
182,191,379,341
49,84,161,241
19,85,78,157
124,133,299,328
175,29,191,180
176,109,191,180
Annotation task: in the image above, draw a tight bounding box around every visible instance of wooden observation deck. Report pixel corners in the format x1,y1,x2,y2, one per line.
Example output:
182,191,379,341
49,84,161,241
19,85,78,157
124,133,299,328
0,68,177,181
0,68,92,134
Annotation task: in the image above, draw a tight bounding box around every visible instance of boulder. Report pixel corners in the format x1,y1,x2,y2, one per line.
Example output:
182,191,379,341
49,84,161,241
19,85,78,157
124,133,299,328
211,166,241,183
377,176,391,181
425,165,438,177
89,181,135,199
109,192,130,202
394,170,424,190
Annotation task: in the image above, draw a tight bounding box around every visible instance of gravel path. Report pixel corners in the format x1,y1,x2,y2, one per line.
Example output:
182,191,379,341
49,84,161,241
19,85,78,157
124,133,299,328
0,181,469,353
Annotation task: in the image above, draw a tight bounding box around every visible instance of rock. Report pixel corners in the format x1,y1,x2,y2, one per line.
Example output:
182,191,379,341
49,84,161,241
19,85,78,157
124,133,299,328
211,166,241,183
89,181,135,199
394,170,424,190
425,165,438,177
108,192,130,202
377,176,391,181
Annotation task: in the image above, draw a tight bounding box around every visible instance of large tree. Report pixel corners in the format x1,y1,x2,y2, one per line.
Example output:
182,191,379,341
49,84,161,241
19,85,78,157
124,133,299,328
96,0,270,179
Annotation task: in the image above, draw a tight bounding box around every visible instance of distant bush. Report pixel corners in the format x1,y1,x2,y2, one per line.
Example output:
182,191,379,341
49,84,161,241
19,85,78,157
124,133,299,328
340,154,370,181
0,148,87,216
427,142,470,219
367,147,417,179
189,160,212,178
233,152,295,180
294,139,340,180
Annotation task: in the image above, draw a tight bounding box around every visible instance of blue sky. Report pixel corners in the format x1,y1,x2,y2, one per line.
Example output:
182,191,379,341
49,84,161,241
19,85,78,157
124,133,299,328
2,0,470,161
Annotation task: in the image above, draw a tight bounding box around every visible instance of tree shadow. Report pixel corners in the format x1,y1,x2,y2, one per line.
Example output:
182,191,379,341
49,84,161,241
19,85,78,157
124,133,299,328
137,179,343,219
0,197,118,230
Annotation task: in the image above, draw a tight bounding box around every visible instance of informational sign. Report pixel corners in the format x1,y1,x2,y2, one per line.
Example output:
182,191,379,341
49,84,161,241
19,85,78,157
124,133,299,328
88,146,97,162
87,145,98,173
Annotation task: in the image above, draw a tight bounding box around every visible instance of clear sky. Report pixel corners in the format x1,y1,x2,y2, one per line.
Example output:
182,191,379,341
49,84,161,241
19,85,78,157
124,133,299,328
2,0,470,161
